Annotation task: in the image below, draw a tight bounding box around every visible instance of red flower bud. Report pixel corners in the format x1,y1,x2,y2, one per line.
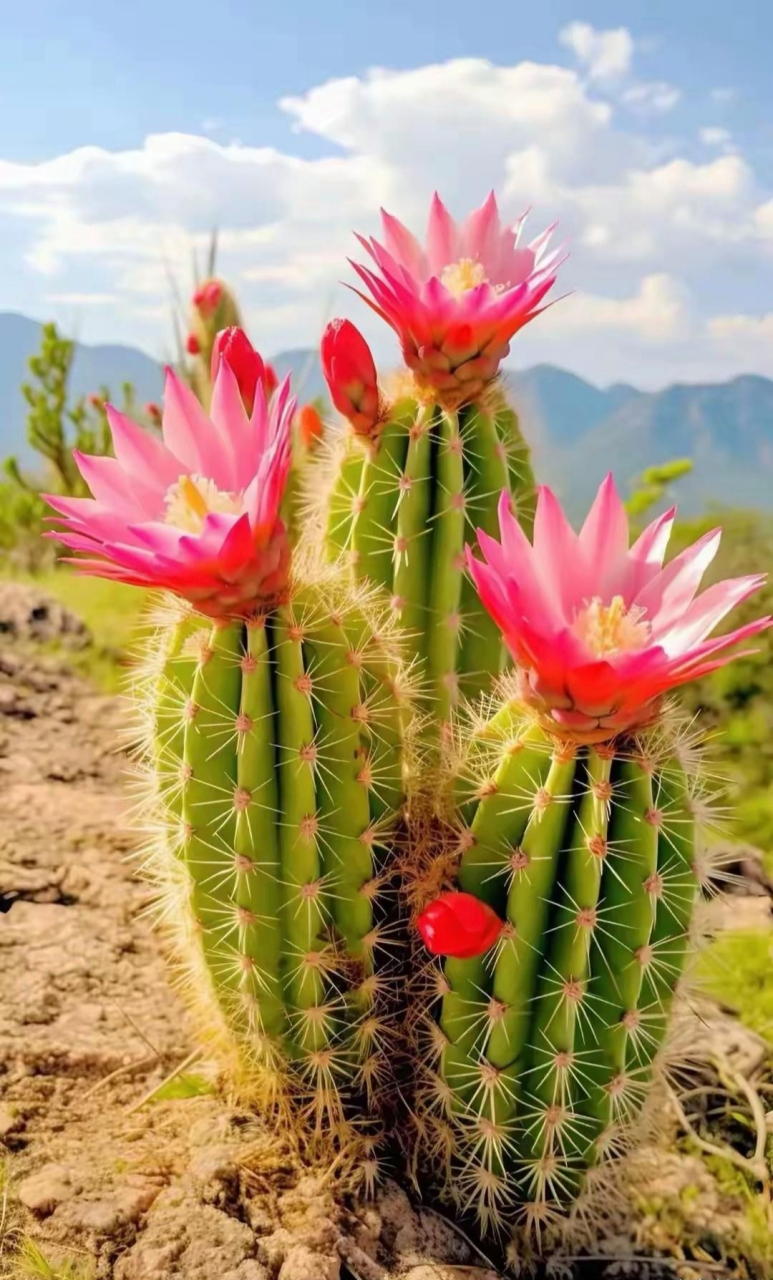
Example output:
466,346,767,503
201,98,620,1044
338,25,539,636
87,392,103,410
297,403,324,450
144,401,162,426
211,327,266,416
186,332,201,356
192,279,223,319
417,892,504,959
320,318,380,435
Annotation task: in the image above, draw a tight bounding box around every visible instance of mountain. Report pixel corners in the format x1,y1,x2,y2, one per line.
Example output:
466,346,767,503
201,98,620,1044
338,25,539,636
508,365,773,517
1,312,771,516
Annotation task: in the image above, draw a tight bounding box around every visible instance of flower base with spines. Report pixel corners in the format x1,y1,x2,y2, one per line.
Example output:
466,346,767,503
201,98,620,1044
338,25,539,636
324,385,535,717
405,685,710,1238
135,562,415,1170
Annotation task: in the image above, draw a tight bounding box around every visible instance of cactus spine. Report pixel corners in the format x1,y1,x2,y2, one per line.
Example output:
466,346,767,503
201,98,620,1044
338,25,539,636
409,691,704,1238
325,388,535,715
139,565,413,1161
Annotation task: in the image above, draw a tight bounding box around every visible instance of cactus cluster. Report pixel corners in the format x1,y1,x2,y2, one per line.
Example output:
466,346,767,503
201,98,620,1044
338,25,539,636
44,189,771,1259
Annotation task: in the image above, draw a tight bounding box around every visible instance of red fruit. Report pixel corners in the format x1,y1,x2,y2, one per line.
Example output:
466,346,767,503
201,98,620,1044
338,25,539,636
320,318,380,435
297,404,323,450
417,892,504,959
185,332,201,356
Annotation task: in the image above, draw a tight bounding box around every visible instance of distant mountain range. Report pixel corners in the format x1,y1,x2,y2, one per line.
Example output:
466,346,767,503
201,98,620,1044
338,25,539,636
1,312,770,516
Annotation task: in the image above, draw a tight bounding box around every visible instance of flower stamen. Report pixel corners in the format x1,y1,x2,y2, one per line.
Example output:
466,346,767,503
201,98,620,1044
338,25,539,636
440,258,488,297
164,474,242,533
573,595,650,659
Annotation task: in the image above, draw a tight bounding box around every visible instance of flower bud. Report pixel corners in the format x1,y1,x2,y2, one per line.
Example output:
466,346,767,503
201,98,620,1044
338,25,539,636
211,327,266,416
321,318,380,435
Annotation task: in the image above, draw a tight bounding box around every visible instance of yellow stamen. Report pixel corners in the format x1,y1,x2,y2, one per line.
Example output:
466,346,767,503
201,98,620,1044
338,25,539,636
164,473,242,533
440,257,488,297
179,475,210,522
573,595,650,658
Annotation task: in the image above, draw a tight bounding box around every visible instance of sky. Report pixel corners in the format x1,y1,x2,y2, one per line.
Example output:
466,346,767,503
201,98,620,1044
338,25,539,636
1,0,772,389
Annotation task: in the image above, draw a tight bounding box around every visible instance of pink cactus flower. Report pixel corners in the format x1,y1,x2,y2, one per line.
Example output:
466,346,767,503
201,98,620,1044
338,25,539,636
44,364,295,619
467,475,771,742
350,191,563,406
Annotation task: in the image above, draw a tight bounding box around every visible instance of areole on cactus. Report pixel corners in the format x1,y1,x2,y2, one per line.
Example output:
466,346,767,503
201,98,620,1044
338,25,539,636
44,334,416,1174
406,476,770,1243
319,192,560,716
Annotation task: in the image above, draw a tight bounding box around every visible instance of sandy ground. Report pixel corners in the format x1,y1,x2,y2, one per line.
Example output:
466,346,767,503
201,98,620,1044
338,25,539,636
1,587,771,1280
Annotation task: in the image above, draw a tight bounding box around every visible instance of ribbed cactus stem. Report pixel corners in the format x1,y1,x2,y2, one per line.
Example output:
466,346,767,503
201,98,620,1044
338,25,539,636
414,707,701,1234
426,409,465,723
141,572,413,1147
323,391,535,720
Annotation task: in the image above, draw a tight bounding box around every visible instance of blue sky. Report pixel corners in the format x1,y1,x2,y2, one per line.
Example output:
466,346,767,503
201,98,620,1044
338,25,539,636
1,1,772,387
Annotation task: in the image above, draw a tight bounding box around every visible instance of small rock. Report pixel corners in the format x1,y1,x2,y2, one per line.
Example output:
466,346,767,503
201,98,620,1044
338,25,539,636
0,583,91,648
69,1185,159,1234
18,1163,77,1215
0,1103,21,1138
278,1245,340,1280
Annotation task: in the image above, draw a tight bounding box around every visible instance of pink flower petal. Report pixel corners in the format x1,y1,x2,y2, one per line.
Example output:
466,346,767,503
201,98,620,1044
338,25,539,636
577,473,629,593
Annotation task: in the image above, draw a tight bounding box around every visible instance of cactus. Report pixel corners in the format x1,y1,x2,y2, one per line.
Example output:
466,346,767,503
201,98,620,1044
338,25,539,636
408,698,704,1241
316,190,563,724
137,564,412,1160
45,343,414,1172
324,386,535,717
185,277,245,407
404,475,770,1249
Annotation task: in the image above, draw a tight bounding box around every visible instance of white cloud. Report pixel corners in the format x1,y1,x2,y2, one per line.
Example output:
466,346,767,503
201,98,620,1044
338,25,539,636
622,81,681,114
0,50,771,387
707,312,773,378
699,126,733,148
548,274,692,342
710,87,736,106
558,21,634,80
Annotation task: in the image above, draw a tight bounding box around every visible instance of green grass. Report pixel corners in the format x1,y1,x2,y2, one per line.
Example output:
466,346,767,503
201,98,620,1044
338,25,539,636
695,928,773,1043
1,568,147,693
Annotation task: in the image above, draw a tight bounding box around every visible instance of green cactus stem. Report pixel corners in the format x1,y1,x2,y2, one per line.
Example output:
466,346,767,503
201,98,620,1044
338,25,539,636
137,567,413,1160
411,695,705,1237
324,389,535,718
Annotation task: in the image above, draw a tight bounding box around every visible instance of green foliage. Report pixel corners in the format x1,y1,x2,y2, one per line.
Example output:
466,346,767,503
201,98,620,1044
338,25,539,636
696,928,773,1043
676,509,773,864
1,322,140,570
11,1239,94,1280
625,458,693,519
14,322,113,497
